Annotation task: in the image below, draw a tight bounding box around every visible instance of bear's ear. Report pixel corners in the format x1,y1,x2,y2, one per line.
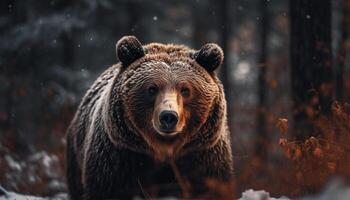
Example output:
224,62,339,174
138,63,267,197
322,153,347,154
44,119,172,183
193,43,224,72
116,36,145,67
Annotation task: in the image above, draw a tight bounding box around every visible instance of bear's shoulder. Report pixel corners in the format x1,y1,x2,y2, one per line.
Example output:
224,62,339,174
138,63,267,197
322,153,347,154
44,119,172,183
77,64,121,114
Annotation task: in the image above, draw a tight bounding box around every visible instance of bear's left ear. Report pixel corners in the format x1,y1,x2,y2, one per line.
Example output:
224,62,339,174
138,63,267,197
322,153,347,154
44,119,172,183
193,43,224,72
116,36,145,67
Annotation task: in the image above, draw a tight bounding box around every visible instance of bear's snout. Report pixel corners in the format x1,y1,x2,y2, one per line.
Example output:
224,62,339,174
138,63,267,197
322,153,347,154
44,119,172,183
153,88,185,137
159,110,179,133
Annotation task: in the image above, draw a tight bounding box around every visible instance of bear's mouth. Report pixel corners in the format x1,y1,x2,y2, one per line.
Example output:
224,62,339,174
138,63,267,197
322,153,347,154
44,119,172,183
158,128,178,136
155,131,180,142
152,118,181,138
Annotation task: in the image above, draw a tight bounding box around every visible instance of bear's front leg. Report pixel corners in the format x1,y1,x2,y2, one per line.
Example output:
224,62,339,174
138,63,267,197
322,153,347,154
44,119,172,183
177,138,234,197
82,134,145,200
82,145,118,200
81,127,129,199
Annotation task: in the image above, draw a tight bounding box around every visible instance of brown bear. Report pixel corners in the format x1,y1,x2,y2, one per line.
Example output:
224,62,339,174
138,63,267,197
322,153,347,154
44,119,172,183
66,36,233,200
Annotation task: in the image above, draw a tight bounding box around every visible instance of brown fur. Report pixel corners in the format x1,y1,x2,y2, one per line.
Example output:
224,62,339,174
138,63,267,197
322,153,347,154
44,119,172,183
66,36,233,200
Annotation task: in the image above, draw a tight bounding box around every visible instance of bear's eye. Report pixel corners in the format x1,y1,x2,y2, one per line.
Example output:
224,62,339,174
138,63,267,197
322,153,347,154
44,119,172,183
181,87,190,97
148,85,159,95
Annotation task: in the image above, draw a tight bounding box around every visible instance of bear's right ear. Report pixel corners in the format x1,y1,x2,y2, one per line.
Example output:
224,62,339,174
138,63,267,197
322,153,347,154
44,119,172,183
116,36,145,67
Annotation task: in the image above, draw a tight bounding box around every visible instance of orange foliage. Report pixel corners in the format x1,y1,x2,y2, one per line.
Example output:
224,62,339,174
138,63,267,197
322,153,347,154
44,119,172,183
277,101,350,195
232,102,350,198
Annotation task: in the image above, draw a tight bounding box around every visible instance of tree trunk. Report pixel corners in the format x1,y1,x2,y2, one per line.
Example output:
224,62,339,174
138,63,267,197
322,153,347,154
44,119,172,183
335,0,350,100
290,0,333,139
256,0,269,156
61,33,75,68
218,0,233,130
126,0,146,42
193,2,209,49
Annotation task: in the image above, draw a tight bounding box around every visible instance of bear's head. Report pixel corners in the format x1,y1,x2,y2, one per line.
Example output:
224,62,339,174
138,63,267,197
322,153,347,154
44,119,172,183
107,36,227,161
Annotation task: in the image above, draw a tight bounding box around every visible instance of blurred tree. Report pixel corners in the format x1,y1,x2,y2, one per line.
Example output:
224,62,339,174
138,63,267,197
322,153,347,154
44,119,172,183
0,0,87,152
61,33,75,68
127,0,142,40
193,0,210,49
256,0,269,156
0,0,27,147
126,0,155,43
335,0,350,100
218,0,233,128
290,0,333,139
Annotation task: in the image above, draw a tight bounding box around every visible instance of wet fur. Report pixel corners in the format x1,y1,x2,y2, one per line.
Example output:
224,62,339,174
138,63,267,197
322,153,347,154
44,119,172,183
66,40,233,199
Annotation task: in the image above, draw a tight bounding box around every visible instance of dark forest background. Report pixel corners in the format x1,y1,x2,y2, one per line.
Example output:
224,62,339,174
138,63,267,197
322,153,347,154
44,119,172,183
1,0,350,198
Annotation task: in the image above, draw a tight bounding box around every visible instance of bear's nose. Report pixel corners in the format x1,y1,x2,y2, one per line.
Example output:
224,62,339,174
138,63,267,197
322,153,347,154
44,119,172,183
159,110,179,132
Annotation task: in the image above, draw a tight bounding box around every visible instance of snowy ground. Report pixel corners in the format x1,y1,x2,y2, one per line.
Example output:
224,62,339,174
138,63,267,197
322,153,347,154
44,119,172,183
2,188,285,200
1,179,350,200
0,186,66,200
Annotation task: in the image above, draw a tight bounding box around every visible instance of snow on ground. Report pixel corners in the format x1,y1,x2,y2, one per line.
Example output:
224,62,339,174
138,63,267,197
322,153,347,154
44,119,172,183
1,179,350,200
239,189,290,200
0,186,66,200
